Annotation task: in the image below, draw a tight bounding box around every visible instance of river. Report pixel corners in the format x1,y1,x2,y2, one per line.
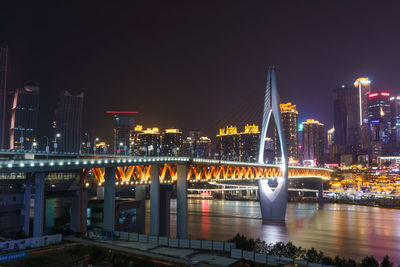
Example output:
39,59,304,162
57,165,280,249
145,199,400,264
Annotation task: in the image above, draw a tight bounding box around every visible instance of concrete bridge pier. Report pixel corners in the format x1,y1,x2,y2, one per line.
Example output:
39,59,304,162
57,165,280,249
318,180,324,204
45,198,56,230
135,185,147,234
159,185,172,236
23,181,31,236
177,164,188,239
70,189,88,233
33,173,45,237
258,176,288,221
96,187,104,199
150,164,160,236
103,167,116,231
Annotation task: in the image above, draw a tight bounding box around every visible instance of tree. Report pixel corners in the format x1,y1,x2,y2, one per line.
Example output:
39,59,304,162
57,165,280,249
360,256,379,267
381,255,393,267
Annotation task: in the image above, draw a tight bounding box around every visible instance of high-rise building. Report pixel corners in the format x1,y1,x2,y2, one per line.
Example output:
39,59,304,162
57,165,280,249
327,127,335,146
182,129,207,157
9,81,40,150
368,92,392,159
106,111,137,155
216,126,239,160
275,103,298,162
354,78,371,150
131,125,161,156
302,119,324,166
239,124,260,162
161,128,183,156
332,84,360,153
390,96,400,154
196,136,212,158
54,91,84,153
0,44,8,149
182,137,195,157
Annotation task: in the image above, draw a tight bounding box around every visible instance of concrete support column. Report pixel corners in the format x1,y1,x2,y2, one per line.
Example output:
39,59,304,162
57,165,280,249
318,180,324,204
96,187,104,199
177,164,188,239
150,164,160,236
221,185,225,200
71,190,88,233
103,167,116,231
135,185,147,234
23,181,31,236
45,198,56,229
159,185,172,236
33,173,45,237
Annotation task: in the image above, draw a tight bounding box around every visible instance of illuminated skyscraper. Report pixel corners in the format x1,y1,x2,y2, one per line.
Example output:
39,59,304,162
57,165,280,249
216,126,239,160
239,124,260,162
0,45,8,148
368,92,391,159
332,84,360,154
106,111,137,154
131,125,161,156
327,127,335,146
54,91,84,153
302,119,324,166
196,136,212,158
275,103,298,162
162,128,183,156
9,81,40,149
354,78,371,150
390,96,400,153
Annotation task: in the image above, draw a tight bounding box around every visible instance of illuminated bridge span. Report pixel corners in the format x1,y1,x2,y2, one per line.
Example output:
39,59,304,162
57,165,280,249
0,157,331,184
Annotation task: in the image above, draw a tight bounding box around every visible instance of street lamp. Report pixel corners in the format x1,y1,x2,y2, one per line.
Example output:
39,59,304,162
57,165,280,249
85,133,90,154
54,133,60,153
119,142,123,155
32,142,37,151
94,137,99,155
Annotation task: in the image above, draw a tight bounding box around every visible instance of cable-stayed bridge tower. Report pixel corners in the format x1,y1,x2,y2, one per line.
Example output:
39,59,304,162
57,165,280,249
258,67,289,221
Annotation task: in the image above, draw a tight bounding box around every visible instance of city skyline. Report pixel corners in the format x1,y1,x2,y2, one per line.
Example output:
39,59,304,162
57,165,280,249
3,2,400,141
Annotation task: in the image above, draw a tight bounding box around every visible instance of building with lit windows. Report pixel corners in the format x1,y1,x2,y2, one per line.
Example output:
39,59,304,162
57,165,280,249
54,91,84,153
302,119,324,166
354,78,371,150
327,127,335,146
216,126,239,160
9,81,40,150
161,128,183,156
239,124,260,162
390,96,400,154
130,125,161,156
274,103,298,163
332,84,360,157
106,111,137,155
368,92,392,159
196,136,212,158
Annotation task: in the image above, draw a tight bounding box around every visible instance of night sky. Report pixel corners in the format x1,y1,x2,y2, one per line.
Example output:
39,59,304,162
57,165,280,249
2,1,400,143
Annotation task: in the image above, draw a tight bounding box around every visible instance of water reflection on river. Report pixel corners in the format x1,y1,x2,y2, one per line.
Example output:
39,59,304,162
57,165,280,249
159,199,400,263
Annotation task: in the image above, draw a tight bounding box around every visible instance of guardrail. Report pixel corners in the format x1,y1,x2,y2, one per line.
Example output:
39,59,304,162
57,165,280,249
114,231,235,252
113,232,331,267
0,234,62,253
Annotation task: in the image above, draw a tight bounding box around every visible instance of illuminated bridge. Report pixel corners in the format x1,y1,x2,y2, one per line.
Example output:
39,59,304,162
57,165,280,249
0,156,331,184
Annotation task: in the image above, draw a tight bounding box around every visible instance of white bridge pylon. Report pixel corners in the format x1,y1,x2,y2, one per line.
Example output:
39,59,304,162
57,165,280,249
258,67,289,221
